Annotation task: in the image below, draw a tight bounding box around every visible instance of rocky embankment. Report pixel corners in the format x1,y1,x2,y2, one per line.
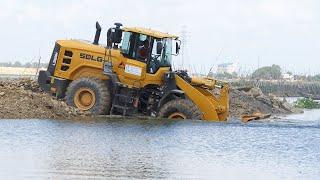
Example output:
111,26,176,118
230,86,302,118
0,78,301,120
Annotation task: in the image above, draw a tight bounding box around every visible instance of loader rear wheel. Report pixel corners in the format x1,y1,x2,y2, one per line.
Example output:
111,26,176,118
158,99,202,120
66,78,111,114
74,87,96,110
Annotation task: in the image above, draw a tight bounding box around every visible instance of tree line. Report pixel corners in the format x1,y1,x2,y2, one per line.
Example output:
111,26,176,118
252,64,320,82
209,64,320,82
0,61,48,68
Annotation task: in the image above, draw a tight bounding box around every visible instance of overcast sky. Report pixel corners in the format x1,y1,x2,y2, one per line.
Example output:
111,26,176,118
0,0,319,74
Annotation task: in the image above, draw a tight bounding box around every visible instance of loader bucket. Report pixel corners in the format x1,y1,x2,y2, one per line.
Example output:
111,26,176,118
175,75,229,121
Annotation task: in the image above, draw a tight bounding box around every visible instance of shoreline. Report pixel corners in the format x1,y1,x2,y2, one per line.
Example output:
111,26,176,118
0,78,302,121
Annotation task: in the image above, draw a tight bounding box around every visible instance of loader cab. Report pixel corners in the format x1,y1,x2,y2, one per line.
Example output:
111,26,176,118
120,31,176,74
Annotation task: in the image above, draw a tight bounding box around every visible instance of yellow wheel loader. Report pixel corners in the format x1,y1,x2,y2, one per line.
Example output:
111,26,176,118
38,22,229,121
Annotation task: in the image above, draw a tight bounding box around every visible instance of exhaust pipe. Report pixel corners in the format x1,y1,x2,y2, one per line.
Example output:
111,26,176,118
93,21,101,45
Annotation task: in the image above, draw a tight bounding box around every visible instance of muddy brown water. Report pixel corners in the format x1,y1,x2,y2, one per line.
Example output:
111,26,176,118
0,111,319,179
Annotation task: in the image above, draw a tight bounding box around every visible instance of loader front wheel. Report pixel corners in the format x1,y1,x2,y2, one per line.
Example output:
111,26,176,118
158,99,202,120
66,78,111,114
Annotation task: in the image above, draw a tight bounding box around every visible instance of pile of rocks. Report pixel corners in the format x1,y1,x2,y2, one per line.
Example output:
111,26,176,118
229,86,302,118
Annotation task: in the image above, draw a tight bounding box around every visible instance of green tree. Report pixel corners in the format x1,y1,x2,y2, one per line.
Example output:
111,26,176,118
13,61,22,67
294,98,320,109
24,62,32,68
252,64,282,80
0,62,12,67
307,74,320,82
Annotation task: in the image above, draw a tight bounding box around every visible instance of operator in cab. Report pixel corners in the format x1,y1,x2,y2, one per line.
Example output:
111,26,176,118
137,35,150,62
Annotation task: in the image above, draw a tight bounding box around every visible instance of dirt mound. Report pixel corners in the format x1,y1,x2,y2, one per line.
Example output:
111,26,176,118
0,78,299,120
0,79,91,119
229,87,301,118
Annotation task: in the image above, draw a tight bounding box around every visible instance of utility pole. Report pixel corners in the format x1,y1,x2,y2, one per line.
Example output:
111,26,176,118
180,25,188,70
207,48,223,76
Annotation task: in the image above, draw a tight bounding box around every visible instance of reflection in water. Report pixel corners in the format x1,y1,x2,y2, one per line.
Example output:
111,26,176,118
0,116,319,179
47,120,172,179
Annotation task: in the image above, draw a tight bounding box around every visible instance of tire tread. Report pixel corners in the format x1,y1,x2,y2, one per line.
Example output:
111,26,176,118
158,99,202,120
66,77,111,114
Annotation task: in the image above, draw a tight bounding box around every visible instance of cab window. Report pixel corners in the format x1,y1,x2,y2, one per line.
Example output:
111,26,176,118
120,32,151,63
120,32,131,54
148,38,172,74
120,32,172,74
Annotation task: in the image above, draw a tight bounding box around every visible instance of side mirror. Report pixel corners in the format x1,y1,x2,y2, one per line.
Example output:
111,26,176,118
156,41,163,54
175,42,180,55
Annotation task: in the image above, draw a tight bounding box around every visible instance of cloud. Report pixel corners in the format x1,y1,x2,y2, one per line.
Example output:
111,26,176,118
258,0,314,23
0,0,17,19
0,0,319,73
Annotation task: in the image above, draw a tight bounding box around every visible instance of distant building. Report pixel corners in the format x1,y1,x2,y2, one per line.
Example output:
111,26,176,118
283,72,294,81
217,63,239,74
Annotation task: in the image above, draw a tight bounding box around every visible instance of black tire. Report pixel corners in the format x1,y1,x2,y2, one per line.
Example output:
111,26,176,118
66,77,111,114
158,99,202,120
